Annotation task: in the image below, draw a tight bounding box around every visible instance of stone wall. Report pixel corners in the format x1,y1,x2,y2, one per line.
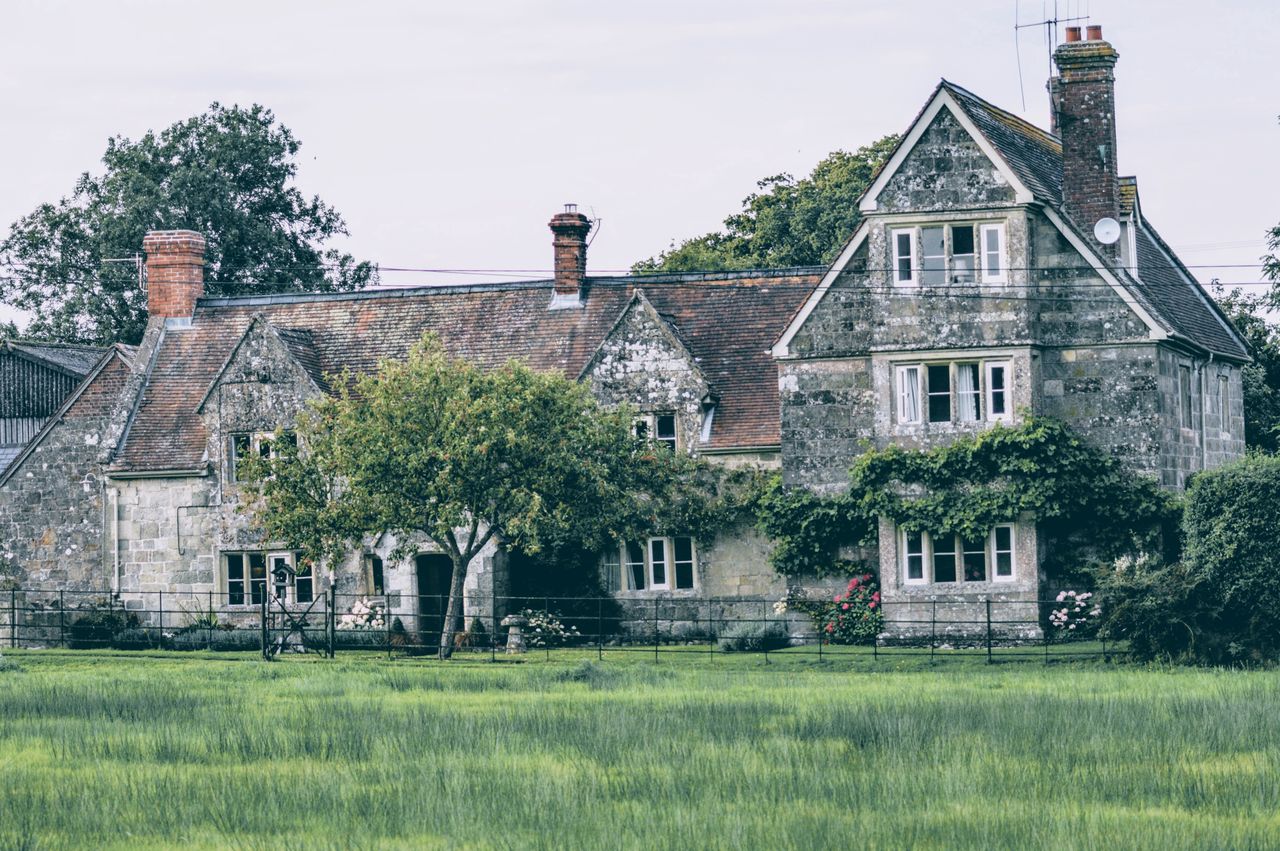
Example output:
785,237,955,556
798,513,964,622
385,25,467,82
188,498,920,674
0,353,132,590
874,108,1017,212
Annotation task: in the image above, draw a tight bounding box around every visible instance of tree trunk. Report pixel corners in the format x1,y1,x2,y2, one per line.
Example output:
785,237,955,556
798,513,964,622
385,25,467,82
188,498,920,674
438,554,468,660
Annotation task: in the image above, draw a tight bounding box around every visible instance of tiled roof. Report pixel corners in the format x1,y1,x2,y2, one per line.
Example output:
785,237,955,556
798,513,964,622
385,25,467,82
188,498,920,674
109,270,822,472
940,81,1247,360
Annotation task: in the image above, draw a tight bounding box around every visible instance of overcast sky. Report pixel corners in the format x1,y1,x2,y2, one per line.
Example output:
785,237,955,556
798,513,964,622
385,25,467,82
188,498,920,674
2,0,1276,328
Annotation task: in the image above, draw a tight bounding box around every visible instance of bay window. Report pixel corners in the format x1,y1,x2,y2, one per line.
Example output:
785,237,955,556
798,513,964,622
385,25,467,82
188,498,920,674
896,359,1013,425
608,537,697,592
899,526,1016,585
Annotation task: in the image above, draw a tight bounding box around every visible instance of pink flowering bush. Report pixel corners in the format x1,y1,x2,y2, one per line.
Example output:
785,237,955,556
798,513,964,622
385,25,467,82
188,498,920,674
1049,590,1101,637
789,572,883,645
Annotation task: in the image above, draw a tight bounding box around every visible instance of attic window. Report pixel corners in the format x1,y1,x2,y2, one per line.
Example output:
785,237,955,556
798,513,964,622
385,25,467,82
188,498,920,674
892,223,1006,285
227,430,296,483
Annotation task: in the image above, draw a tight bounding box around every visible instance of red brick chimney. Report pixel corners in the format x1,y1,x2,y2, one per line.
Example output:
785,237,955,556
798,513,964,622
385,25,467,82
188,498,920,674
1051,26,1121,257
143,230,206,320
549,204,592,308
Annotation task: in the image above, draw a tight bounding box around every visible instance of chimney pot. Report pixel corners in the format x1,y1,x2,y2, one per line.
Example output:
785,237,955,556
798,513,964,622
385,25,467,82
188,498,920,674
1065,26,1082,42
548,206,592,308
1086,24,1103,40
143,229,206,321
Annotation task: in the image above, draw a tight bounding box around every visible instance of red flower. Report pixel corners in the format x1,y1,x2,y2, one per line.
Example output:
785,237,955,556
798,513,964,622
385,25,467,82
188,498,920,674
841,603,850,611
868,601,877,609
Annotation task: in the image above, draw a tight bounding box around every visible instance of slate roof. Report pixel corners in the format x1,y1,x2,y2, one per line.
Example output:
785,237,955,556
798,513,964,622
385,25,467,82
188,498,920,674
939,80,1247,361
108,269,822,473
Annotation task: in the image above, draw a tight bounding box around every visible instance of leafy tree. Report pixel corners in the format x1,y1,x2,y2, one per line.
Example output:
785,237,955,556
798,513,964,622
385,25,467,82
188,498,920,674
1213,285,1280,452
243,334,706,658
634,135,899,273
0,103,375,345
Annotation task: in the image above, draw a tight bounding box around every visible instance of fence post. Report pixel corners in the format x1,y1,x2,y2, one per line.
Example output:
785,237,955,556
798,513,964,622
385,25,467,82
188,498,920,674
985,598,993,664
545,596,551,662
260,591,269,660
9,588,15,648
59,590,65,648
207,590,214,650
597,597,604,662
1043,600,1050,663
708,599,715,659
491,594,497,663
158,589,164,639
327,583,336,658
931,600,937,662
653,597,659,663
762,599,770,665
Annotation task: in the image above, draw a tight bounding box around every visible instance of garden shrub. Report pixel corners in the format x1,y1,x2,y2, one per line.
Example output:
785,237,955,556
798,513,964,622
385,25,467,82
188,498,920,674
68,607,139,649
511,609,582,648
784,570,883,645
111,628,173,651
717,621,790,653
1098,454,1280,665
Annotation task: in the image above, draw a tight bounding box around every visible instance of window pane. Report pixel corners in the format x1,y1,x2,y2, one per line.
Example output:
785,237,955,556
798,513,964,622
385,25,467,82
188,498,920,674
927,364,951,423
905,531,924,581
995,552,1013,578
226,554,245,606
1179,366,1193,428
984,226,1003,277
994,526,1012,551
601,549,621,593
229,434,251,482
649,539,667,587
634,419,650,439
895,231,914,282
296,561,313,604
956,363,980,422
249,553,267,605
933,536,957,583
989,365,1007,417
951,226,975,283
899,367,920,423
369,555,385,596
963,537,986,581
921,227,945,285
656,415,677,451
625,542,646,590
673,536,695,589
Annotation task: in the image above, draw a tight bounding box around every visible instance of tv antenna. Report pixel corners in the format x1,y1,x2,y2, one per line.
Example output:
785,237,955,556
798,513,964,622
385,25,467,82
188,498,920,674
1014,0,1090,111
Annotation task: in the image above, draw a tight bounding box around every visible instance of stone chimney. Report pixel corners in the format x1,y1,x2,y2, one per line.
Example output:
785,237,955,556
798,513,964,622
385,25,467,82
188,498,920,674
548,204,592,309
1051,25,1121,256
143,230,206,320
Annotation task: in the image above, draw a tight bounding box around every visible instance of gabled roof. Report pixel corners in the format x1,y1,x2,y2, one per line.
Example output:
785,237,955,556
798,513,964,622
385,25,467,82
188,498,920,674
0,345,135,487
108,269,822,473
848,79,1249,362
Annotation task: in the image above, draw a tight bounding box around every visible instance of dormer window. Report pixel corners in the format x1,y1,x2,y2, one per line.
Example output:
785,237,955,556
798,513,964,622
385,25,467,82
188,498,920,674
892,223,1006,286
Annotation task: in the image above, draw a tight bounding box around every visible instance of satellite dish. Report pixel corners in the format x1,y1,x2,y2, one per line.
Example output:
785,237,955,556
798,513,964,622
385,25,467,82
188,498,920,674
1094,217,1121,245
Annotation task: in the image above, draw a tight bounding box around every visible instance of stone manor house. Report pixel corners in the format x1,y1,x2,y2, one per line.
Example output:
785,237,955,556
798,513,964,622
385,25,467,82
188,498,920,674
0,27,1247,639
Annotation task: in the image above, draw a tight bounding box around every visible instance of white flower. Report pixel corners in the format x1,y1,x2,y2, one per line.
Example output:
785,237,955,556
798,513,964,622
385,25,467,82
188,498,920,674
1056,591,1067,602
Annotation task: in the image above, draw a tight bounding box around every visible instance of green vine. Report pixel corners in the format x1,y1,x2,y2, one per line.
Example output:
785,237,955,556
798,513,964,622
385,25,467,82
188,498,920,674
758,417,1179,580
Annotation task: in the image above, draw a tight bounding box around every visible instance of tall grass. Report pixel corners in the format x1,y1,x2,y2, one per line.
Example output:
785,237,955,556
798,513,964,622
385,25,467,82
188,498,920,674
0,654,1277,849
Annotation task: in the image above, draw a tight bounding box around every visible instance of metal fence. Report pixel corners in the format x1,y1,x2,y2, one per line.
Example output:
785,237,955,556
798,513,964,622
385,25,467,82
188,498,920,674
0,587,1118,663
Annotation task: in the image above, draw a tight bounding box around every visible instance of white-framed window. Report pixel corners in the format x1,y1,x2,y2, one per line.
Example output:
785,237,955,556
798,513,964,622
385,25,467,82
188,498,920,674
899,525,1016,585
890,222,1008,286
635,413,678,452
985,361,1011,422
979,223,1007,283
896,359,1013,425
611,536,697,592
224,550,309,605
1179,365,1194,429
903,530,926,584
897,366,922,424
893,228,917,285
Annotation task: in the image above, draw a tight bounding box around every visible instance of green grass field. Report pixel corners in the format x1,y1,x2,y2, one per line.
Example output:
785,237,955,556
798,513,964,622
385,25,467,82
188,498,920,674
0,651,1277,850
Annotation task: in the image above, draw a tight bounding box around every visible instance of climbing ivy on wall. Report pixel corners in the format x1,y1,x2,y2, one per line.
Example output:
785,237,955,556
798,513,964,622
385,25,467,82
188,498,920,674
759,417,1179,580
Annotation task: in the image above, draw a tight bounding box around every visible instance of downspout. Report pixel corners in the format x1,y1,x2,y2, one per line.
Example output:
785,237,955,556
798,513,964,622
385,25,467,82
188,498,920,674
1200,353,1214,470
110,486,121,595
